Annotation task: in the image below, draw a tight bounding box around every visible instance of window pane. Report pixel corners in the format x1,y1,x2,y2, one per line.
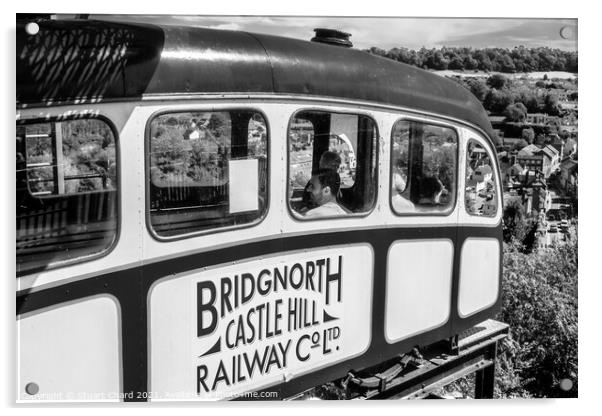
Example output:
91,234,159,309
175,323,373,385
465,140,498,217
391,120,457,214
288,110,377,219
16,119,118,275
148,111,268,237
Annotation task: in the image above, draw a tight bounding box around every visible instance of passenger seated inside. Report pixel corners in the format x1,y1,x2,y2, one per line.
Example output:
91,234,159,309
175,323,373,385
301,151,343,211
391,171,415,212
304,169,347,219
416,176,445,210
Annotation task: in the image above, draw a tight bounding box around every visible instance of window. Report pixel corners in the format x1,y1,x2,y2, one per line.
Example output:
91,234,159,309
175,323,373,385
465,140,498,217
390,120,457,214
148,110,268,237
16,119,118,275
288,110,377,219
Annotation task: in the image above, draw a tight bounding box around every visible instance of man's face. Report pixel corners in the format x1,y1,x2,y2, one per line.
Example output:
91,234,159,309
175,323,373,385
309,175,326,206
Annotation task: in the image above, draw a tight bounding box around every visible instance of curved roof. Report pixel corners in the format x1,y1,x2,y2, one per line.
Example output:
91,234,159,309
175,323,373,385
16,19,494,140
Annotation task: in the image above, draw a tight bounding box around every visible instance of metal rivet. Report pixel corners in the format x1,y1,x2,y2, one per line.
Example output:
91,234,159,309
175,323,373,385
560,26,574,40
559,378,573,391
25,22,40,36
25,382,39,395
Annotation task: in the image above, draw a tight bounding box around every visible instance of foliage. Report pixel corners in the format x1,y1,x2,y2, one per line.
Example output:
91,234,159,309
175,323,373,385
502,199,529,242
521,127,535,144
442,239,578,399
365,46,577,73
504,102,527,122
484,88,514,113
150,113,233,186
463,77,489,101
22,119,116,194
497,240,578,397
544,93,562,116
516,89,540,113
487,73,509,89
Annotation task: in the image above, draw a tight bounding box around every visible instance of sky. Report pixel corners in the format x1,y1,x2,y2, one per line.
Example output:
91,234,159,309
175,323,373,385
92,15,578,52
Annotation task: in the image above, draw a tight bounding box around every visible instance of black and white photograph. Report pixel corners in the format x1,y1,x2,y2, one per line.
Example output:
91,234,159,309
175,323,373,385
6,1,594,410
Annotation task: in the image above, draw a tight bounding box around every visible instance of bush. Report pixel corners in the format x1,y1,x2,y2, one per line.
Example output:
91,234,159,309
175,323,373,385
497,240,578,397
442,239,578,399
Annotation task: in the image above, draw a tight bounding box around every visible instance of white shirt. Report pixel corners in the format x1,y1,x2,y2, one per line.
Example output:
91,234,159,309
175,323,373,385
391,193,415,212
304,201,347,219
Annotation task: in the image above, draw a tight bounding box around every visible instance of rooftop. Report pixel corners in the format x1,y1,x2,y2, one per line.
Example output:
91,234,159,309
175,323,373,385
17,19,495,142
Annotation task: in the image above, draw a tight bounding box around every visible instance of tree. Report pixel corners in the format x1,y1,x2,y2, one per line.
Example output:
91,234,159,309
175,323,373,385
504,103,528,122
464,77,489,101
516,90,540,113
502,199,528,242
521,127,535,144
448,56,465,70
364,46,577,75
484,89,514,113
368,46,387,57
463,55,479,70
475,51,493,71
487,73,509,89
534,133,546,146
500,54,517,73
425,51,449,70
514,139,529,150
544,94,562,116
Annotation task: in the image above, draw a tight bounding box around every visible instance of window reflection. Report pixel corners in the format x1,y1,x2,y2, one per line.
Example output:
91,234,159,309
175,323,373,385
391,120,457,214
465,140,498,217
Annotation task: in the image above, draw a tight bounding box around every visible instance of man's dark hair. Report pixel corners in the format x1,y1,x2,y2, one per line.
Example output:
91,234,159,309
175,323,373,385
319,151,342,170
418,176,443,200
313,168,341,195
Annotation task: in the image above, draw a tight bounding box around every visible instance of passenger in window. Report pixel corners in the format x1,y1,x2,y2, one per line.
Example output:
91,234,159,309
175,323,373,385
319,151,342,172
304,169,347,219
416,176,445,210
301,151,342,211
391,171,415,212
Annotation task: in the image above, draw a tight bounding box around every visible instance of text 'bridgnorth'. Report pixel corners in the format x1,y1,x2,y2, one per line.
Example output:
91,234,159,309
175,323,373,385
197,256,343,337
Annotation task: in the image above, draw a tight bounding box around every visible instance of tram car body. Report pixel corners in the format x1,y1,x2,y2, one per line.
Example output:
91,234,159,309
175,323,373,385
16,18,503,401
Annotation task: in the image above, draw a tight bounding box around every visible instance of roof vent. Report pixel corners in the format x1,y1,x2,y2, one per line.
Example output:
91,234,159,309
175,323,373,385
311,28,353,48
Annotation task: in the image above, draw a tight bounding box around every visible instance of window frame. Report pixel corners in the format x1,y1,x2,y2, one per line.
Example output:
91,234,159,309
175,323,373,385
16,115,121,277
389,117,460,217
464,137,500,218
285,107,380,222
144,107,271,242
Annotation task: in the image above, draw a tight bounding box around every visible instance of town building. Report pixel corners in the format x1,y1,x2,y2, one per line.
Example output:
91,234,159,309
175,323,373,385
516,144,559,178
531,178,552,214
525,113,561,127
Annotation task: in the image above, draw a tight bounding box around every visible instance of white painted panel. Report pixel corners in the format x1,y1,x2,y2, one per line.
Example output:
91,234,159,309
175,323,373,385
17,296,122,402
149,244,373,400
385,239,453,343
458,238,500,318
228,159,259,213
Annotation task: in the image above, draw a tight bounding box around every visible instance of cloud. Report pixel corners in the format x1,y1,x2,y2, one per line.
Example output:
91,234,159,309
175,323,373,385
441,19,577,50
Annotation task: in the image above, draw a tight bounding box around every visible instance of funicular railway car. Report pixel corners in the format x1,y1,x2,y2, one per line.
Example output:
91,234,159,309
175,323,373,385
16,18,504,401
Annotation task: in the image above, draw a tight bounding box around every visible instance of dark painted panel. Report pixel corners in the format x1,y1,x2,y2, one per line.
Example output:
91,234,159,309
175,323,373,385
16,225,502,400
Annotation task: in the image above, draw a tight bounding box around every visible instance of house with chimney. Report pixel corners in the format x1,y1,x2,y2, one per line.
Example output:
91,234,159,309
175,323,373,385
516,144,559,178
